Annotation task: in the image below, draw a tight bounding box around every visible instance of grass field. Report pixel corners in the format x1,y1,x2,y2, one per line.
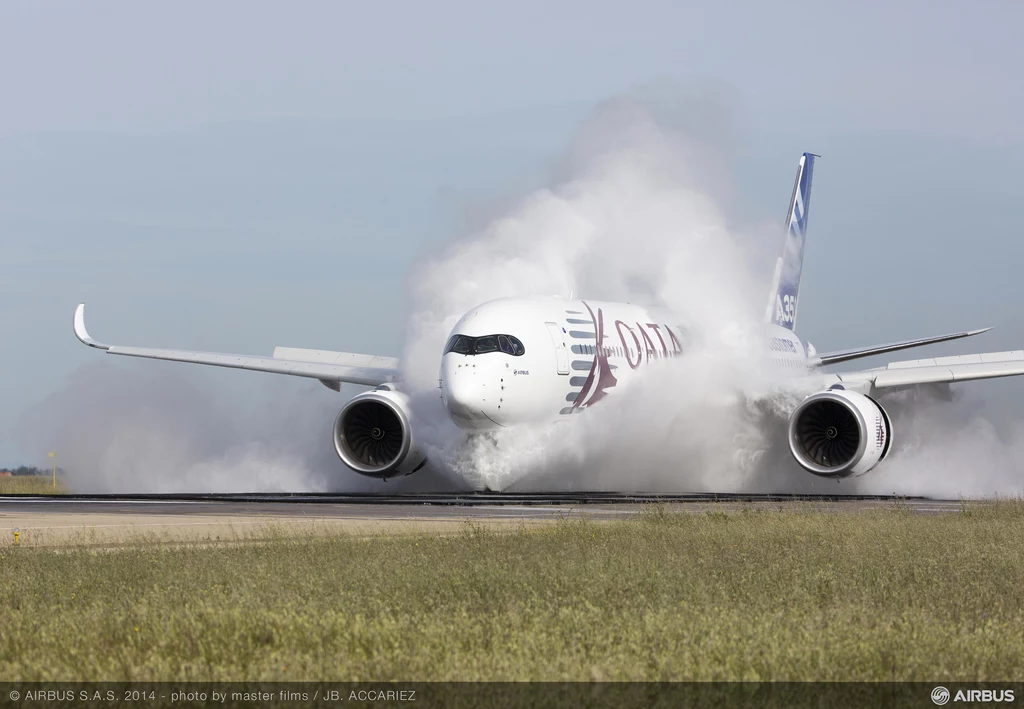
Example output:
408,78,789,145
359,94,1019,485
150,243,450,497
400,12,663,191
1,503,1023,682
0,475,67,494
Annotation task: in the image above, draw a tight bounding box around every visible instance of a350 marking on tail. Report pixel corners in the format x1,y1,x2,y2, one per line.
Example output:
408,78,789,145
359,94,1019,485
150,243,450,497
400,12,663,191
775,294,796,325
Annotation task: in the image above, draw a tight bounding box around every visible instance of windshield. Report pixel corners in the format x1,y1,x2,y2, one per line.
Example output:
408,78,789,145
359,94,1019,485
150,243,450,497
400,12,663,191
474,336,499,353
444,334,525,356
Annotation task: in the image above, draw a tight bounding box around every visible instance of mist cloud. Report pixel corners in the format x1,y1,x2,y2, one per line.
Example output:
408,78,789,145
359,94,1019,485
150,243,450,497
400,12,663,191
403,86,1024,497
17,362,453,492
401,86,796,491
18,86,1024,497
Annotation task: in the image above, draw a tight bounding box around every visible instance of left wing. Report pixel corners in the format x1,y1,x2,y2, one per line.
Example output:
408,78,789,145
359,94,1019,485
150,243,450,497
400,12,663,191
830,350,1024,391
73,303,399,389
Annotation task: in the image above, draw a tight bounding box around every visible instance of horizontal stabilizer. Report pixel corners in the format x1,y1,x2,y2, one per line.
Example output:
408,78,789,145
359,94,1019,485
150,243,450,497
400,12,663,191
810,327,992,367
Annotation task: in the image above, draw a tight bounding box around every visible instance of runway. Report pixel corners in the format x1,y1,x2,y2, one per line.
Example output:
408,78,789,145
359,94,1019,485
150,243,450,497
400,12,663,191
0,493,965,547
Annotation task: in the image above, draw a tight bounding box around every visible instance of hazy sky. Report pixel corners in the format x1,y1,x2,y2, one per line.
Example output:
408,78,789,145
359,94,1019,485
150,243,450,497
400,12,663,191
1,1,1022,465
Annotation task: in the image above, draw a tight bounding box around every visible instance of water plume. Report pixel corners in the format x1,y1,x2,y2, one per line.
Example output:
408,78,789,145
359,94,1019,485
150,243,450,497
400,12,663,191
403,86,795,491
404,86,1024,497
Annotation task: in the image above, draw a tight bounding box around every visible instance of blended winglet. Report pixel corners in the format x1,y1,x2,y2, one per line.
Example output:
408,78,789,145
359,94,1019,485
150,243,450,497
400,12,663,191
73,303,110,350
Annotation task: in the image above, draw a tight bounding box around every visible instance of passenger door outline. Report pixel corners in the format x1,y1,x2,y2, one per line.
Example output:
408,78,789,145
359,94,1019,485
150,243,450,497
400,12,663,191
545,322,570,375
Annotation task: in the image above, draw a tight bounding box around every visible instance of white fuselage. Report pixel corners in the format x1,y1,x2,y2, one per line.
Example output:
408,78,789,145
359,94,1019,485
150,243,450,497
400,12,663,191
438,296,812,430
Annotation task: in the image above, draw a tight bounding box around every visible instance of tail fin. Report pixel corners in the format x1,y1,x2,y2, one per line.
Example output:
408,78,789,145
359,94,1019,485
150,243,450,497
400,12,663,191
765,152,817,330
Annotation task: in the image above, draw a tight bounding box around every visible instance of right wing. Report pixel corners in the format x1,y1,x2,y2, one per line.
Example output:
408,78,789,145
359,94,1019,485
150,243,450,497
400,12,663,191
73,303,399,389
809,327,992,367
832,350,1024,391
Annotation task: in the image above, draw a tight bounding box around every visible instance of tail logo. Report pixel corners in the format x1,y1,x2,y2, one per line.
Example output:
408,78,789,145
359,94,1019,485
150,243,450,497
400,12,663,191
791,188,807,237
766,152,816,331
775,294,796,324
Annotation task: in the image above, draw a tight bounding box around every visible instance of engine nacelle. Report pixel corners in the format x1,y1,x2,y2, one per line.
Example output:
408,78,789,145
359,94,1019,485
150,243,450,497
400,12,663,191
333,387,426,478
788,388,893,478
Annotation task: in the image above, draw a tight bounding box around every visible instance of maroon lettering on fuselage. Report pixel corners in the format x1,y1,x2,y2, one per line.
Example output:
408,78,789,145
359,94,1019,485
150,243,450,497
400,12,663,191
666,326,683,354
615,320,643,370
615,320,684,367
637,325,657,358
646,323,667,353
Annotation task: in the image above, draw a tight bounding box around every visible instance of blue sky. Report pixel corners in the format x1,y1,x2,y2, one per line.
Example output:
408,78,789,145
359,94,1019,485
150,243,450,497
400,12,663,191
1,1,1022,467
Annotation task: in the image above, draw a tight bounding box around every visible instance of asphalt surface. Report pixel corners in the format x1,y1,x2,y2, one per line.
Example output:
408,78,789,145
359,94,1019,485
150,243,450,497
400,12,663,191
0,493,966,520
0,493,966,547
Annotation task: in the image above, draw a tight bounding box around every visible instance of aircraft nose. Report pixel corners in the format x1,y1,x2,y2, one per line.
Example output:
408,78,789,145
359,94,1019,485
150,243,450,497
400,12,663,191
440,355,501,430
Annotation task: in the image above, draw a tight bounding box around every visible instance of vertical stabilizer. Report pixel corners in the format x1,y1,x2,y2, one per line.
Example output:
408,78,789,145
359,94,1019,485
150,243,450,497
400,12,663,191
765,152,817,330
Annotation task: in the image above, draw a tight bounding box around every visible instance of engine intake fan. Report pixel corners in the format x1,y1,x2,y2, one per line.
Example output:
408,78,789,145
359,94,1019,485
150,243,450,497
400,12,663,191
333,388,426,478
788,389,892,478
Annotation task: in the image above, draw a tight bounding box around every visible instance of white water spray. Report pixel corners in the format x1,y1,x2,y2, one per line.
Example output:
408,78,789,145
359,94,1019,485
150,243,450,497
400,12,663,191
402,89,801,491
403,88,1024,496
18,88,1024,496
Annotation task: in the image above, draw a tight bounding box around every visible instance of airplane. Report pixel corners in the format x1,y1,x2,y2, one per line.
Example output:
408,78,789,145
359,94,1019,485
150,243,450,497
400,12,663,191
72,152,1024,482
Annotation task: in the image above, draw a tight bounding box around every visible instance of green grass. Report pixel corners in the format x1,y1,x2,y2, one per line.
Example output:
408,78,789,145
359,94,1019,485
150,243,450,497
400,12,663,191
1,503,1023,681
0,475,66,495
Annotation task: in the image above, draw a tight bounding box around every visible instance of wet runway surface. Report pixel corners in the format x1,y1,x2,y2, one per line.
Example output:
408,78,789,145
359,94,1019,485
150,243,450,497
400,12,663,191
0,492,966,517
0,493,967,547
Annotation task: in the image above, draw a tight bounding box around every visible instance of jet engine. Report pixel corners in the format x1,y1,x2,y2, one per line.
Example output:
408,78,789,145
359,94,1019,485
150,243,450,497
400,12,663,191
333,387,426,478
788,388,893,477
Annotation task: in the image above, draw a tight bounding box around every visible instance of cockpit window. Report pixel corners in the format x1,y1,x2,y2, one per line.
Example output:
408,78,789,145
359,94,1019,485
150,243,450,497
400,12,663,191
445,335,473,355
444,334,525,356
474,335,498,353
